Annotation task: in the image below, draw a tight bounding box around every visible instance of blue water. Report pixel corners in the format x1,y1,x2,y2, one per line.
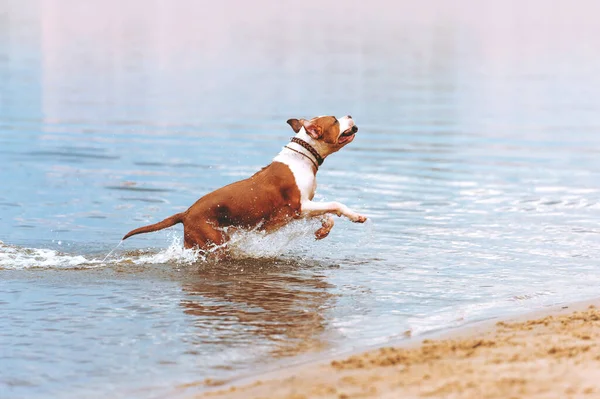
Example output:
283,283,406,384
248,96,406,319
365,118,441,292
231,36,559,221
2,1,600,398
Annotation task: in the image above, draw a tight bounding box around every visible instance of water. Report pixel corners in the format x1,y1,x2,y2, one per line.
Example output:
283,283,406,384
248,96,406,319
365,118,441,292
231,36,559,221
2,0,600,397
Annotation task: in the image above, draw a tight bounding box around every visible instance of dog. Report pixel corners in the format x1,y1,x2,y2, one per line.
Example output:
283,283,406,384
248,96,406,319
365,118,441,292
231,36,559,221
122,115,367,250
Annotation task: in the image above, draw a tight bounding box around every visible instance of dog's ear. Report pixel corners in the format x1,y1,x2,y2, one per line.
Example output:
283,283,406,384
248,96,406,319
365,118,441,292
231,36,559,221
302,121,322,139
286,118,304,133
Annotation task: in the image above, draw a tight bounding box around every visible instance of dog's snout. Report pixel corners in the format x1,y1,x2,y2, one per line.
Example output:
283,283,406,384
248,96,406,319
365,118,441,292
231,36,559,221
351,126,358,133
347,115,352,119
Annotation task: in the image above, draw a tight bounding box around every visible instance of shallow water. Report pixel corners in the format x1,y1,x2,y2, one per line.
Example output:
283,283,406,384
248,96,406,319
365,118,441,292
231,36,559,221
2,1,600,398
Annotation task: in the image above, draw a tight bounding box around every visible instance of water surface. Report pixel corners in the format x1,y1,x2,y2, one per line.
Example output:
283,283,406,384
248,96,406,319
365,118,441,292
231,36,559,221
2,1,600,398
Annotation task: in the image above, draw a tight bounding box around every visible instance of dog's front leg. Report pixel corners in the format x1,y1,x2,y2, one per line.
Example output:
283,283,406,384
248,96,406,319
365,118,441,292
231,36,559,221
301,201,367,223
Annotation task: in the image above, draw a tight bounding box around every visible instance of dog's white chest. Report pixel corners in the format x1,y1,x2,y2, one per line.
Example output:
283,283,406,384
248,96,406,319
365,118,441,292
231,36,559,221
273,152,317,201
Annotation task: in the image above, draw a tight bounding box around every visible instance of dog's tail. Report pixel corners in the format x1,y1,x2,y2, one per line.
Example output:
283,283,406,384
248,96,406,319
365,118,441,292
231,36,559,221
122,213,184,240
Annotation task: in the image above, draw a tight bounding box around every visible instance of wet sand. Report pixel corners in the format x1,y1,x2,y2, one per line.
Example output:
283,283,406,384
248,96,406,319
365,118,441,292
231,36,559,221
195,301,600,399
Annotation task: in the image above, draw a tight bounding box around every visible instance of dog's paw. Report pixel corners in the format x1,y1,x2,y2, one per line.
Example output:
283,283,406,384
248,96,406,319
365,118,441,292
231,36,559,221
315,228,331,240
351,214,368,223
315,216,335,240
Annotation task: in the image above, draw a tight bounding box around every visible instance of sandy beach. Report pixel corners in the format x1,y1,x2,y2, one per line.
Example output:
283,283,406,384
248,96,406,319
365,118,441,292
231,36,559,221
195,301,600,399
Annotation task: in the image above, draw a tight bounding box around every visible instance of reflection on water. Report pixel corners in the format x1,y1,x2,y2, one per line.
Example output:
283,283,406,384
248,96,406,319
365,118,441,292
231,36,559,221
181,258,334,359
2,0,600,398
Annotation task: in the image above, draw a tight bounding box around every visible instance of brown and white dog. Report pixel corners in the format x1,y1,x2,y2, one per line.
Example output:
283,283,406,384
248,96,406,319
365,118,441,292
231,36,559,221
122,115,367,251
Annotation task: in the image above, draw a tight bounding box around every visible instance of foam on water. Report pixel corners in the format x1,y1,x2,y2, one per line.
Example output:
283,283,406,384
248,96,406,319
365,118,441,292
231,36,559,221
0,241,100,270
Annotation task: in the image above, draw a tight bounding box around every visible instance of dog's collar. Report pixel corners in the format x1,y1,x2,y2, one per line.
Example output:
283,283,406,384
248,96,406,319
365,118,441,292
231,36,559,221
289,137,324,166
284,144,319,170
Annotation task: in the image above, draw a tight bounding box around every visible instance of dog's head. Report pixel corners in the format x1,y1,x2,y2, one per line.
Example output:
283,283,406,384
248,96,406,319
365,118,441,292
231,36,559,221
286,115,358,157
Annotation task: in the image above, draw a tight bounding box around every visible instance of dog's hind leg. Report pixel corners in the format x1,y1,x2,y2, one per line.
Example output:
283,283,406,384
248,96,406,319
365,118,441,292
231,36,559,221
183,223,225,252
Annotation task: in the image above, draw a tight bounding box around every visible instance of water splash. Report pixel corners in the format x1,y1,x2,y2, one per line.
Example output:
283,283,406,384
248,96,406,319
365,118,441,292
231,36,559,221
0,220,322,270
129,219,321,263
225,219,320,258
101,239,124,263
129,234,204,265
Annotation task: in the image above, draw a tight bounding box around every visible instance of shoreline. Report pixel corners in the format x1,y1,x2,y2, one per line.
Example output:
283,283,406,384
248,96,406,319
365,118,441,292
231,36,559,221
191,298,600,399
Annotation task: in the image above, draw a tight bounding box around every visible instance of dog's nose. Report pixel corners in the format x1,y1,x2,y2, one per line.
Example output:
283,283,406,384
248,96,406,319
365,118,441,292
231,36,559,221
351,125,358,133
347,115,352,119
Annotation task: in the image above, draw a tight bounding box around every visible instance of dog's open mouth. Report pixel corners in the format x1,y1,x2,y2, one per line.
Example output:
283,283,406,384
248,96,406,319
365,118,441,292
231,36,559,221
338,126,358,144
